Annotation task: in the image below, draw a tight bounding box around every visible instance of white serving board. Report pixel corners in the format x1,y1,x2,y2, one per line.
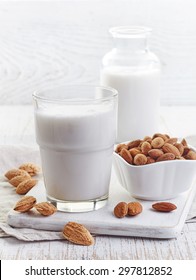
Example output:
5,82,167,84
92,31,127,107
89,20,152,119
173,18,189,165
7,171,196,239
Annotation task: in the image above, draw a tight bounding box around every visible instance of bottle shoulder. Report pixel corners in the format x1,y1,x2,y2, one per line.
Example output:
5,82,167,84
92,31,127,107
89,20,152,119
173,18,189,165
102,49,160,69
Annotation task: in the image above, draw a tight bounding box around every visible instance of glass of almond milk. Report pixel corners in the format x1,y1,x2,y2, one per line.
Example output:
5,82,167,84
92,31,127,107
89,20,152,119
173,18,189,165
33,85,118,212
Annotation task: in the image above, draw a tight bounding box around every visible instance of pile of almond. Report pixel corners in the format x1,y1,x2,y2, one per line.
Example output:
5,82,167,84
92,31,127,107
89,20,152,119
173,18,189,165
115,133,196,165
4,163,40,194
7,163,58,217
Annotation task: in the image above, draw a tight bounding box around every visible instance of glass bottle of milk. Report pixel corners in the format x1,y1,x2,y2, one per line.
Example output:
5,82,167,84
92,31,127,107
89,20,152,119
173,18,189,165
101,26,161,142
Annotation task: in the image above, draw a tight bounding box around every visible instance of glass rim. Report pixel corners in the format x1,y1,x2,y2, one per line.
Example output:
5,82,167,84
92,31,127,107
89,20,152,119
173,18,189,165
109,25,152,38
32,85,118,103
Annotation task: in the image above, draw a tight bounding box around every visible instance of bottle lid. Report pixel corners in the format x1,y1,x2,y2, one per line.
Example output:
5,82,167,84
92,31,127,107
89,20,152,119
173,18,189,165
109,26,152,38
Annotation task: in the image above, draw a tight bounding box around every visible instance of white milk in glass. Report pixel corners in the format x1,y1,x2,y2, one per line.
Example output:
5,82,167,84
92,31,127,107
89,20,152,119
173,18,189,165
35,104,116,201
101,66,160,142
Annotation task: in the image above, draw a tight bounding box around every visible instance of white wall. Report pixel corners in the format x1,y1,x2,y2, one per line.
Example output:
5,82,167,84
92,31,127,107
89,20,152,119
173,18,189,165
0,0,196,104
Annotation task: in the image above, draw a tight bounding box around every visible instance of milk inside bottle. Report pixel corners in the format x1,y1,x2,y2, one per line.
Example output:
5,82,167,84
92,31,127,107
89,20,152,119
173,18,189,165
101,26,161,142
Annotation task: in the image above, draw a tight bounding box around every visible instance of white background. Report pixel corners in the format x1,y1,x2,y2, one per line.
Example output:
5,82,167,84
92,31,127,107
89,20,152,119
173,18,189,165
0,0,196,105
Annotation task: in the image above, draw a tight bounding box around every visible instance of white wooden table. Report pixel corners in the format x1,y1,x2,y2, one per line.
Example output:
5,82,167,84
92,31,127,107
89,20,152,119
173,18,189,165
0,105,196,260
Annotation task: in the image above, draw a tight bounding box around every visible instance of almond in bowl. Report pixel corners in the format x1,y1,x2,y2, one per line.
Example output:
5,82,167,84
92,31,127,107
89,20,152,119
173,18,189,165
113,133,196,200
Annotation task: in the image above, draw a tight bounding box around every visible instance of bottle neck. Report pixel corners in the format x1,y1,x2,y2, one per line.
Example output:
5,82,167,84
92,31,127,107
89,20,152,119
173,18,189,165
113,37,148,52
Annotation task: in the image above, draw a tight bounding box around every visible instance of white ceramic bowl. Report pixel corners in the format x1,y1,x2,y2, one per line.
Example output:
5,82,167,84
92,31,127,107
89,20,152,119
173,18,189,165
113,147,196,200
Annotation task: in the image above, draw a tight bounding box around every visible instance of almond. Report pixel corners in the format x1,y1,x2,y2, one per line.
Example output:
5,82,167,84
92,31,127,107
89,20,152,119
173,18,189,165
114,202,128,218
165,137,178,145
148,149,163,159
14,196,36,212
174,143,184,156
185,150,196,160
152,133,169,141
152,202,177,212
129,148,141,157
162,143,181,157
62,222,94,246
181,138,188,146
16,179,38,195
127,139,141,149
34,202,57,216
151,137,165,149
146,156,155,164
115,143,128,153
19,163,41,176
127,202,143,216
164,134,170,139
9,174,31,187
176,156,185,160
183,146,191,156
141,141,151,155
156,153,175,162
133,154,147,165
4,169,30,180
143,136,152,143
120,148,133,164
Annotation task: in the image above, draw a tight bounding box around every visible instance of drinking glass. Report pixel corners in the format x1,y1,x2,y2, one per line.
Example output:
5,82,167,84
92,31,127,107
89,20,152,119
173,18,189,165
33,85,118,212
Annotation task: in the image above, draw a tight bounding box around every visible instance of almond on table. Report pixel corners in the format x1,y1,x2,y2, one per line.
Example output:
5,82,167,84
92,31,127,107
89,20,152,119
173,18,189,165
152,202,177,212
19,163,41,176
114,202,128,218
16,179,38,195
4,169,30,180
62,222,94,246
127,202,143,216
34,202,57,216
4,162,40,197
14,196,37,213
9,174,31,187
